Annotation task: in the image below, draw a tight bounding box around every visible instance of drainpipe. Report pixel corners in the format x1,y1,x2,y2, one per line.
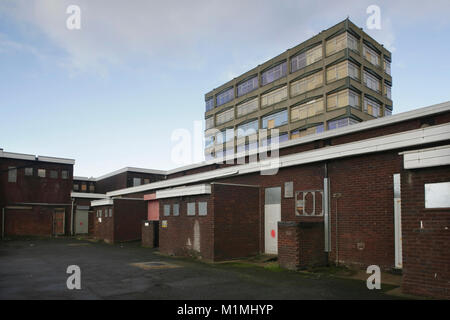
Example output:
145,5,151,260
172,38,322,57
323,163,331,253
70,199,74,236
2,207,4,240
333,193,342,265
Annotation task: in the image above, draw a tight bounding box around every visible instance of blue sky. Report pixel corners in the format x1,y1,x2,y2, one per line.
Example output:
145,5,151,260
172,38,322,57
0,0,449,177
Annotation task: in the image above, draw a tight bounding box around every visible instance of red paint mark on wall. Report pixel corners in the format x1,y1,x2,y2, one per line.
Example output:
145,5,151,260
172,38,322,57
271,229,276,238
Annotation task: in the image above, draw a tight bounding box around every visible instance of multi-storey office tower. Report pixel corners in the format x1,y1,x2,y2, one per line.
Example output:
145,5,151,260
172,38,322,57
204,19,392,159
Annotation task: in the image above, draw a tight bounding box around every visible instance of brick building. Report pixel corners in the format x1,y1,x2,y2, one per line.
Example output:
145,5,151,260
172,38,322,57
99,101,450,298
90,198,146,243
70,167,166,236
0,150,74,237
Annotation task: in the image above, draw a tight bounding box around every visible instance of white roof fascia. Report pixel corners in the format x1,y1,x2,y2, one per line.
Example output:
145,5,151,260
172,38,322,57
94,166,166,181
71,192,108,199
402,145,450,169
37,155,75,165
73,176,97,181
107,168,238,197
91,199,114,207
155,184,212,199
1,152,36,161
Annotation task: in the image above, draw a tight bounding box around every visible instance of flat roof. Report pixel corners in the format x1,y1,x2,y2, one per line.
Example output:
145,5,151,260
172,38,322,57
74,167,167,182
0,149,75,165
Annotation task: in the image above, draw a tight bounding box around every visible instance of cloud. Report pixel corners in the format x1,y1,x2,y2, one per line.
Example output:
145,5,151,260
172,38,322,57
1,0,449,76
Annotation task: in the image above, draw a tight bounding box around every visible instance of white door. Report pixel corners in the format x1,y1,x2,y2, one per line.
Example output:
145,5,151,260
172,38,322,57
394,198,403,268
264,187,281,254
75,210,89,234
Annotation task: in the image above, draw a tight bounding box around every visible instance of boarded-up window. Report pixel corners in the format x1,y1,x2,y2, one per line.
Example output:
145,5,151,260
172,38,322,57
38,169,46,178
173,204,179,216
61,170,69,179
198,202,207,216
237,98,258,117
216,108,234,125
261,86,288,108
291,99,324,122
133,178,141,186
187,202,196,216
8,167,17,183
50,170,58,179
290,72,323,97
425,182,450,208
164,204,171,216
25,168,33,176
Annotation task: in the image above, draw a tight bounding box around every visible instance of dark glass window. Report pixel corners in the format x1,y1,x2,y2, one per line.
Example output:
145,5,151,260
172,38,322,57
205,98,214,111
216,87,234,106
237,76,258,97
261,62,287,86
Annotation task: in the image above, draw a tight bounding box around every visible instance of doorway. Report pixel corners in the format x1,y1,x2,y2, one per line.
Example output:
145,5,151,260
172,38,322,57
264,187,281,254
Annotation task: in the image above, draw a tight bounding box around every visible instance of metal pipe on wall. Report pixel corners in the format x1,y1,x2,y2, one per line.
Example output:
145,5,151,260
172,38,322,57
1,207,4,240
70,199,74,236
323,162,331,253
333,193,342,265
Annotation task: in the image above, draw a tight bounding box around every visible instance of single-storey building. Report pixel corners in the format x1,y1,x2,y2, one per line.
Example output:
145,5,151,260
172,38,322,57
103,101,450,299
90,197,146,243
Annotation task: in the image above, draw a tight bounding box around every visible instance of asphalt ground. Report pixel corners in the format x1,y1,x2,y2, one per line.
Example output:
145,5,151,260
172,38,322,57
0,238,401,300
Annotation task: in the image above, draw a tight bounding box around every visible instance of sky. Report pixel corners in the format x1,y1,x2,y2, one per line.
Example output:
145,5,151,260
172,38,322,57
0,0,449,177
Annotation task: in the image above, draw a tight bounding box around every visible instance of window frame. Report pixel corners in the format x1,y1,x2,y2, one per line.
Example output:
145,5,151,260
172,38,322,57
25,167,33,177
198,202,208,216
261,61,287,86
163,204,171,217
8,167,17,183
187,202,196,216
37,169,46,178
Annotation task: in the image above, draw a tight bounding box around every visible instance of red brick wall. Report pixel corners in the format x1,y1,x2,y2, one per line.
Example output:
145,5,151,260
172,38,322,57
212,183,260,260
298,222,326,268
94,171,166,194
278,221,326,270
92,206,114,243
215,152,401,270
95,172,127,194
4,206,53,236
401,165,450,299
3,205,72,237
327,151,402,270
158,195,214,260
278,222,301,270
0,158,73,205
141,220,158,248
